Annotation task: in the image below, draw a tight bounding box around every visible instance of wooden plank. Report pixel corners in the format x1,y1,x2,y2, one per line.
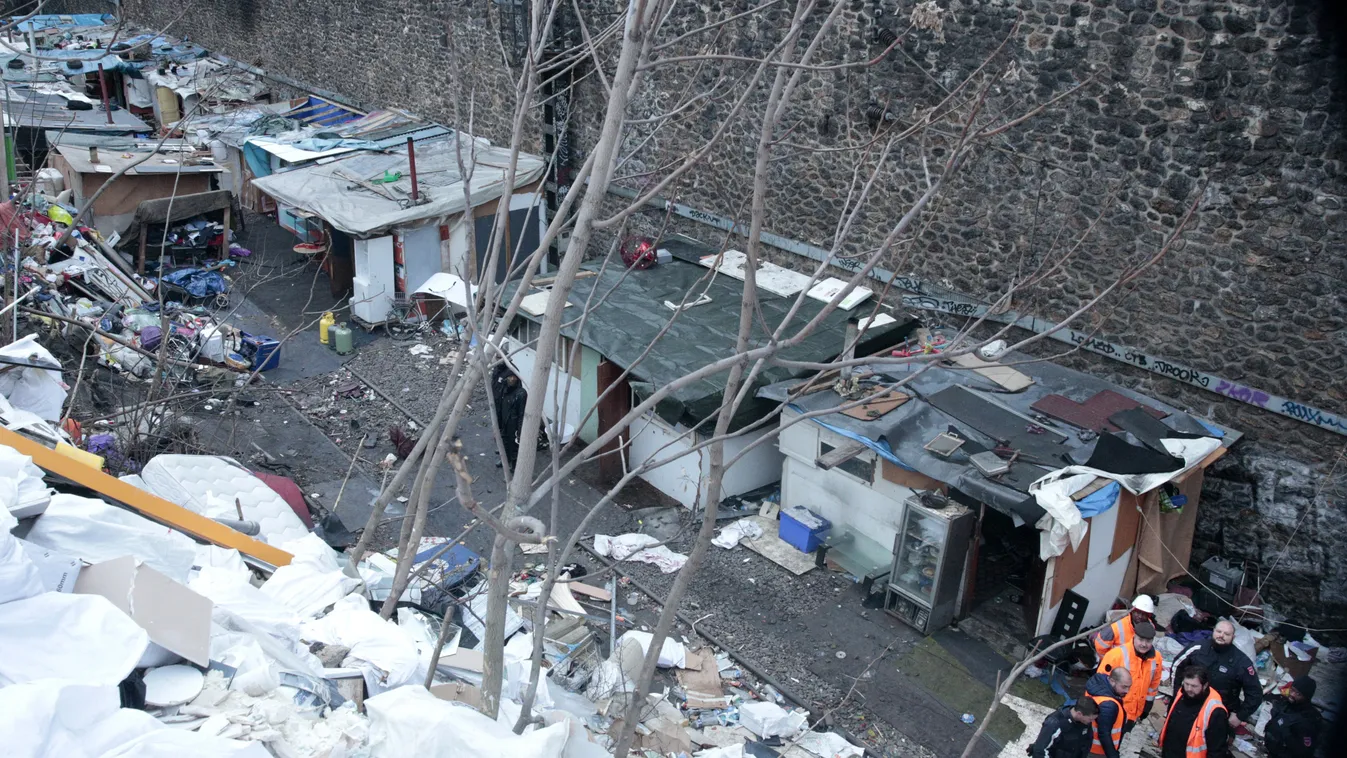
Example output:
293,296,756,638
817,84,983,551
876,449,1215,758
0,427,293,568
569,582,613,602
1071,477,1112,501
816,440,866,470
880,459,947,493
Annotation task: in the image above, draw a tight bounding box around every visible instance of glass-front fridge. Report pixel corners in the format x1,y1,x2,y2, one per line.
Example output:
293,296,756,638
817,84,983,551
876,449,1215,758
885,496,975,634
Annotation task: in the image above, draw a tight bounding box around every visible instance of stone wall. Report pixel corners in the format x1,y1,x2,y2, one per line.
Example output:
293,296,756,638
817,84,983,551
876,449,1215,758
112,0,1347,634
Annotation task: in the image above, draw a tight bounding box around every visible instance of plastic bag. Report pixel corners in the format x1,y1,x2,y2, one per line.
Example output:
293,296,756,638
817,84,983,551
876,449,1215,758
0,525,44,605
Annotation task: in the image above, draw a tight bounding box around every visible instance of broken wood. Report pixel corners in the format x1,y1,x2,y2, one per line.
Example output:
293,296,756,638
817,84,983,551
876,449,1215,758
816,440,867,470
568,581,613,602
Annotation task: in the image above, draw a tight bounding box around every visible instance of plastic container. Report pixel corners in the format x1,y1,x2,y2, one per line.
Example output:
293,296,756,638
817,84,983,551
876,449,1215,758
779,506,831,553
241,332,281,372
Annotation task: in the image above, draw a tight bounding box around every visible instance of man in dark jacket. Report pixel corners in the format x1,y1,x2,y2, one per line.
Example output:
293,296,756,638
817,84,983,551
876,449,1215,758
1171,619,1262,729
1265,676,1320,758
1028,699,1098,758
1084,667,1131,758
1161,665,1228,758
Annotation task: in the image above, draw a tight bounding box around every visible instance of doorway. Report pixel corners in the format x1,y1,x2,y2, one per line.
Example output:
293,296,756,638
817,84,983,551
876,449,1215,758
966,507,1042,643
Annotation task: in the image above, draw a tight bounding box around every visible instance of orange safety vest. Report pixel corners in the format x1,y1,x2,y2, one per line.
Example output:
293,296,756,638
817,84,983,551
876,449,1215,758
1088,692,1125,755
1160,687,1225,758
1092,616,1135,658
1097,643,1162,721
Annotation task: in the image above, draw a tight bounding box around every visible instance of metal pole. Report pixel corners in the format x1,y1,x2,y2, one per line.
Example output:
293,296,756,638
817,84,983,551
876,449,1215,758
607,575,618,657
405,137,419,202
97,64,113,125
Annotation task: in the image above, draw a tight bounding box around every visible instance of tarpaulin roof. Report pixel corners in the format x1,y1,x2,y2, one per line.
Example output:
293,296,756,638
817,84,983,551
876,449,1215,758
758,352,1240,523
251,136,547,237
509,236,917,427
9,14,116,32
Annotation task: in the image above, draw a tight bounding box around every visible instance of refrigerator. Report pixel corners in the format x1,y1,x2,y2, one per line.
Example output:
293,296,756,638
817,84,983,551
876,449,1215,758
884,496,976,634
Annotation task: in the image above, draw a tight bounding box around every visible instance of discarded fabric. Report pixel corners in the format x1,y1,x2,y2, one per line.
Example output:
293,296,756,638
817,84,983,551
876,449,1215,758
712,518,763,549
594,533,688,573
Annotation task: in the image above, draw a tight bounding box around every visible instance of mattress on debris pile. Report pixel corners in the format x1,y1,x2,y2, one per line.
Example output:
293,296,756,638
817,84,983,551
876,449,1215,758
139,454,309,546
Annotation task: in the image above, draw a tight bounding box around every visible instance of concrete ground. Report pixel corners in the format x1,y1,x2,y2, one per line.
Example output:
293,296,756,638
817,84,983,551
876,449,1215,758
199,213,1070,758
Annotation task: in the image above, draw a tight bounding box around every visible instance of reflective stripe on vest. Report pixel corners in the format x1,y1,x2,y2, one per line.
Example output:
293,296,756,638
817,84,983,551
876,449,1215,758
1088,693,1125,755
1160,688,1225,758
1093,617,1132,656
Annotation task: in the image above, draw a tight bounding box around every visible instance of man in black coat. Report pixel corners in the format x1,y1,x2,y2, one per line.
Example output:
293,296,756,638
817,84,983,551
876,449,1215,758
1265,676,1321,758
1171,619,1262,730
1161,665,1229,758
1027,699,1098,758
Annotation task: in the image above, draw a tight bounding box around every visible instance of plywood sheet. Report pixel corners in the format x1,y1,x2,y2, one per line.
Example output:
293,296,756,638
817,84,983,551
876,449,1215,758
1030,390,1167,433
697,250,814,297
1110,491,1144,563
946,353,1034,392
840,389,911,420
1050,524,1090,609
881,459,947,493
741,515,816,575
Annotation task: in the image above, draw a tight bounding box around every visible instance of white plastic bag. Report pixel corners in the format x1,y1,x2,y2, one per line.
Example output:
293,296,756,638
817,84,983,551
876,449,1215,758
739,701,808,738
0,334,67,421
502,632,553,709
260,534,360,619
0,592,149,687
0,529,44,605
0,445,53,519
618,630,687,668
23,494,198,582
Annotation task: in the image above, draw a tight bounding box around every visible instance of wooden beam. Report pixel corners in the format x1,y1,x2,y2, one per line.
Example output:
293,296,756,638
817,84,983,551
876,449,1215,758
816,440,866,470
0,427,293,568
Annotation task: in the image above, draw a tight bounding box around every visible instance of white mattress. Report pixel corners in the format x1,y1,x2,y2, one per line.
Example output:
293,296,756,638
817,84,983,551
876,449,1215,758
139,455,309,546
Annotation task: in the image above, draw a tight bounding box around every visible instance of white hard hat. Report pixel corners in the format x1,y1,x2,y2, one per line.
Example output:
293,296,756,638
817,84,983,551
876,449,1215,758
1131,595,1155,614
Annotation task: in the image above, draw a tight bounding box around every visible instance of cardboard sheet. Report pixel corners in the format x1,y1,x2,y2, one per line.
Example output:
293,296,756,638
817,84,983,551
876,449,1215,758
677,648,728,709
74,556,213,667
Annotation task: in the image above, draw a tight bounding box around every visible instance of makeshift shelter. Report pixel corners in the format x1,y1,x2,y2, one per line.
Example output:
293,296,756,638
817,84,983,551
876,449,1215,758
115,190,237,273
757,352,1240,638
49,143,222,236
253,135,547,326
503,235,917,510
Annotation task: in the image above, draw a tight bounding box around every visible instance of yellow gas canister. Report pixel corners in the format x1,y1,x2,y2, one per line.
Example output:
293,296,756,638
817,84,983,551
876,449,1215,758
319,311,335,344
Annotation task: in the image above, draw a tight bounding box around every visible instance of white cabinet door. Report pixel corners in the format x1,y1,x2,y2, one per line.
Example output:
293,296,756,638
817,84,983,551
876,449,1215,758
352,235,395,323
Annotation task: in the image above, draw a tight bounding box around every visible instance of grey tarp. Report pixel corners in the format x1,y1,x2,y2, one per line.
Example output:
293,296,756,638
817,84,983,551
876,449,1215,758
508,236,916,428
251,135,547,237
758,354,1241,523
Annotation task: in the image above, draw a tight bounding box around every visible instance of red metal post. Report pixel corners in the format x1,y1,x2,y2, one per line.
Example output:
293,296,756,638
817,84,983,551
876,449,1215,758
406,137,419,202
97,63,113,124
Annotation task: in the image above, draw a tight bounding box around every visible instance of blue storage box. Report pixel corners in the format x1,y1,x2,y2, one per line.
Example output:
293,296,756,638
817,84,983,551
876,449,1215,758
241,332,281,372
779,506,831,553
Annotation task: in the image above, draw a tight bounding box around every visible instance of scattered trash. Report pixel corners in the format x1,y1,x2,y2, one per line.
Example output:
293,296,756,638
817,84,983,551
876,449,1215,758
593,533,688,573
961,713,975,725
712,518,764,549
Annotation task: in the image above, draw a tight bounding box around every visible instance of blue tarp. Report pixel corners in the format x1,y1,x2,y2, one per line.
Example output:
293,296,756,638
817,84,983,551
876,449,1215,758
10,14,115,32
161,268,227,299
1075,481,1121,518
34,49,130,74
242,142,273,178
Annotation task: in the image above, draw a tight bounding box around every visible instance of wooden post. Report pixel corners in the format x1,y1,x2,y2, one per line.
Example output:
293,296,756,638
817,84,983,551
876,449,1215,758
136,226,147,275
596,359,630,484
221,204,231,257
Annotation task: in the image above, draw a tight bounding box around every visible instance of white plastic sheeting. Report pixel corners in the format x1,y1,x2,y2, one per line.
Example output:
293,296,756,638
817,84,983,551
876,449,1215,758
712,518,763,549
251,137,547,237
22,494,198,582
0,445,52,519
260,534,361,618
0,507,43,604
300,595,426,697
0,334,67,421
1030,437,1222,559
0,592,148,687
365,685,607,758
738,701,808,739
0,681,269,758
617,630,687,668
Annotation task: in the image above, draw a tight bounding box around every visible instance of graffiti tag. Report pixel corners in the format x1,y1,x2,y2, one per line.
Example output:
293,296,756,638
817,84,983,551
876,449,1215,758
1213,380,1270,407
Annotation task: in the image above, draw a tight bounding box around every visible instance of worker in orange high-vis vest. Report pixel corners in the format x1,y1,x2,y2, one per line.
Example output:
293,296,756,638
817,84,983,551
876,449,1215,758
1083,666,1132,758
1096,621,1162,735
1160,664,1230,758
1091,595,1156,659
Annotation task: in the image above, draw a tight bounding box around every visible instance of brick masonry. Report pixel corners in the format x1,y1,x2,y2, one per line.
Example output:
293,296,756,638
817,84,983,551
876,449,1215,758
105,0,1346,634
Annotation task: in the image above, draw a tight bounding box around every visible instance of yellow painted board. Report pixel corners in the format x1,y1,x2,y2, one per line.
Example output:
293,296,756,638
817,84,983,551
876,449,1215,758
0,427,293,568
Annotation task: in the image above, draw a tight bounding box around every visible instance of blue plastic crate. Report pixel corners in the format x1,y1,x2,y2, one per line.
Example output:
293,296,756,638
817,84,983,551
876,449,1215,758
779,506,830,553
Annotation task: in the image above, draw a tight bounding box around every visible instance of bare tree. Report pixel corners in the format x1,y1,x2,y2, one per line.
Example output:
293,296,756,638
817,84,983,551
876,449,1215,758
349,2,1202,755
